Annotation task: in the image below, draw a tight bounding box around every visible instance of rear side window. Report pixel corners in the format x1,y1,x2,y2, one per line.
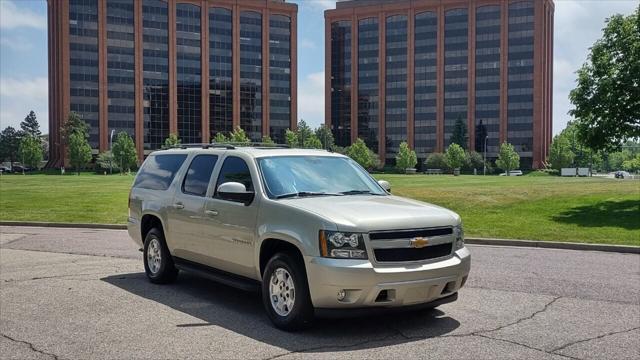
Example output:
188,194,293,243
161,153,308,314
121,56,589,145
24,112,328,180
133,154,187,190
215,156,254,195
182,155,218,196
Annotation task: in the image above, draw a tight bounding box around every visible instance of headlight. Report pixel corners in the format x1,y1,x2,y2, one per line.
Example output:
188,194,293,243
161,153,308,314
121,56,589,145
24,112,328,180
319,230,368,259
454,224,465,250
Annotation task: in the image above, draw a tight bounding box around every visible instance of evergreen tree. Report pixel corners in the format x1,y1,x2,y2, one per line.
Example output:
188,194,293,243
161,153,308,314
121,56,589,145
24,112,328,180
450,115,468,149
61,112,89,143
475,120,488,153
295,120,313,147
21,110,41,137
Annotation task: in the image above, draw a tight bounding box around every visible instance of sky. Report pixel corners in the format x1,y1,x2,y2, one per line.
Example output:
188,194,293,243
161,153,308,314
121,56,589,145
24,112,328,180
0,0,637,136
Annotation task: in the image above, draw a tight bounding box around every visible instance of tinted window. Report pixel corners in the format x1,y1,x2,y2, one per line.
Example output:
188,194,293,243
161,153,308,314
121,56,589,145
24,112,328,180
215,157,254,196
182,155,218,196
133,154,187,190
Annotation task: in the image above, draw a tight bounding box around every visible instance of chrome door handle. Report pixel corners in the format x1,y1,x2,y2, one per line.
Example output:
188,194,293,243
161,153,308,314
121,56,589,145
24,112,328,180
173,203,184,210
205,210,218,216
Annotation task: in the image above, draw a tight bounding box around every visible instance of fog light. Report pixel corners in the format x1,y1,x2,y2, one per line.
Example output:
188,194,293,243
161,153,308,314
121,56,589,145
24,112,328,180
337,289,346,301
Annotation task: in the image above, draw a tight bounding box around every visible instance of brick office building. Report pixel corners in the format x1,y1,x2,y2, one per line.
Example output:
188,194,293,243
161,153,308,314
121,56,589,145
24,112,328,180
325,0,553,168
47,0,297,167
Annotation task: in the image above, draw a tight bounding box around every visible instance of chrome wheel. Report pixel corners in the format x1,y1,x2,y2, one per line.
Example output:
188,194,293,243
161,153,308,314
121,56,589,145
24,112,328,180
147,238,161,274
269,268,295,316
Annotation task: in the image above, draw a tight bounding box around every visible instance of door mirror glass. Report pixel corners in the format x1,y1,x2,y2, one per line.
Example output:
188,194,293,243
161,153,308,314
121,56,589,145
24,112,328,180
217,182,254,204
378,180,391,193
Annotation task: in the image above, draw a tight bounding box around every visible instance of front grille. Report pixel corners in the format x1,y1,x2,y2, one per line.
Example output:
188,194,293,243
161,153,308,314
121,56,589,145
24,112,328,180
369,227,452,241
374,243,453,262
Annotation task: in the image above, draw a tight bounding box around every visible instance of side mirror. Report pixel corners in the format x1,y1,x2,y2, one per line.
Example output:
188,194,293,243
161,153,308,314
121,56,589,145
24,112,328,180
378,180,391,193
217,182,254,204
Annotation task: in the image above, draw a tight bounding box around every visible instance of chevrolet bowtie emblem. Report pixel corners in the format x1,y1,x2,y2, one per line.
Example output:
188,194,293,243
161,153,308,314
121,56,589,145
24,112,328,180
410,237,429,248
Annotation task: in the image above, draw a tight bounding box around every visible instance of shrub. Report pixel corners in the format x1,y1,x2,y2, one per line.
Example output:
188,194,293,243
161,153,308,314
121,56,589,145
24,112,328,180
229,127,250,144
163,133,180,148
213,132,228,143
425,153,448,170
464,151,484,172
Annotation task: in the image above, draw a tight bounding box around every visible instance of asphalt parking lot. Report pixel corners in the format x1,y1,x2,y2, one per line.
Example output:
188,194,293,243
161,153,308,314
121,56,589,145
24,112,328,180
1,226,638,359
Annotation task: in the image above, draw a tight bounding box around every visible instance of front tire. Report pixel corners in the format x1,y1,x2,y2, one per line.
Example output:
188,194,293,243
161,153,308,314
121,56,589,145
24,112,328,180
262,253,314,331
143,228,178,284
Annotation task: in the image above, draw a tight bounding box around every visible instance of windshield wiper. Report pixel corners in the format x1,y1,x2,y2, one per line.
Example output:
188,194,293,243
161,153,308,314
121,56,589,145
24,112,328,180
275,191,342,199
339,189,378,195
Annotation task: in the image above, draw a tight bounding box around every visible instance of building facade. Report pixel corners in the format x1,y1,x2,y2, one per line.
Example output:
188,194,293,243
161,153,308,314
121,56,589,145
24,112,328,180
325,0,553,168
47,0,297,167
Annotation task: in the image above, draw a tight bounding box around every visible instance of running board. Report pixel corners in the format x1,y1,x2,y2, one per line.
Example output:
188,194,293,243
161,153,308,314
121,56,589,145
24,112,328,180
173,257,260,292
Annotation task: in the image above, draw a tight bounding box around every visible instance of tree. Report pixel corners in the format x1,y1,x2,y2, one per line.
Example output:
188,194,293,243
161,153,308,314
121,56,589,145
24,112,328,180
295,120,313,148
622,154,640,172
475,120,488,153
450,115,468,150
445,143,466,171
395,142,417,171
425,153,448,170
303,134,323,149
608,149,633,170
346,138,376,169
21,111,41,137
569,5,640,151
18,135,43,171
261,135,275,146
229,127,250,144
112,132,138,173
549,134,575,170
0,126,23,169
213,132,228,143
315,125,335,150
164,133,181,148
285,129,298,148
496,142,520,175
68,132,92,174
464,151,485,172
61,112,89,143
96,151,118,174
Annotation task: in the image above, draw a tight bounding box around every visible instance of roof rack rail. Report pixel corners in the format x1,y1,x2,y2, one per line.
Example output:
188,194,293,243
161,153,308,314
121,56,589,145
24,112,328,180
168,143,236,150
212,142,291,148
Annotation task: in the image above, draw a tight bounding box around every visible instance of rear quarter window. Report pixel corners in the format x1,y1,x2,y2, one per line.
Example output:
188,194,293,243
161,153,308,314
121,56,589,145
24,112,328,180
133,154,188,190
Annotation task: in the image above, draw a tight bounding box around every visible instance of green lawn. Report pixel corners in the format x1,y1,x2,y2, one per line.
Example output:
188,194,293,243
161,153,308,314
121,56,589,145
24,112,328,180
1,173,638,245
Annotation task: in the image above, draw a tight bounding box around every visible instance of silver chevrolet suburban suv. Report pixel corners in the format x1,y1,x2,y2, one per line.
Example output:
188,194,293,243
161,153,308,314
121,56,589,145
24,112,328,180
127,144,470,330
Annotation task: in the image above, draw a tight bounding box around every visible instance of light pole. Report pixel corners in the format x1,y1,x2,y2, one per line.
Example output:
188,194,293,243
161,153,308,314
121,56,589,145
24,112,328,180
483,135,488,176
109,130,115,175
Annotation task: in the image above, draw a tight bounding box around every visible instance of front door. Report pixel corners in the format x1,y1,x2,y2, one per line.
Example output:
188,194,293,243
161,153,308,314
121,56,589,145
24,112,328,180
203,156,259,278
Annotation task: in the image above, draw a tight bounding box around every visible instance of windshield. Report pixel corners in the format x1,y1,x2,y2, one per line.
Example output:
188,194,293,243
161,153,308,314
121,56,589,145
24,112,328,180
258,156,387,199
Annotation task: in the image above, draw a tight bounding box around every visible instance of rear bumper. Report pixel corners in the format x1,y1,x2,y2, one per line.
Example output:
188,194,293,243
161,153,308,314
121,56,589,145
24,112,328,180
305,247,470,309
126,216,143,248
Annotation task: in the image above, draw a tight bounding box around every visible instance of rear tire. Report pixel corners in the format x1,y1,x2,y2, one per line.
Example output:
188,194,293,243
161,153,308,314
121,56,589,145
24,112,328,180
143,228,178,284
262,252,314,331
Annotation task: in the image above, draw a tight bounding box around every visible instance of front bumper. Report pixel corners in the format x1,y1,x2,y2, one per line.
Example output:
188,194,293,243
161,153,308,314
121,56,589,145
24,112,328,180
306,247,470,309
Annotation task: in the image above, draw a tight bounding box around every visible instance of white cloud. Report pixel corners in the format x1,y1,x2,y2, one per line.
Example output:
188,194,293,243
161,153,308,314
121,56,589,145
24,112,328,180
0,36,33,51
303,0,337,10
300,38,317,49
0,0,46,30
0,77,48,132
297,71,325,128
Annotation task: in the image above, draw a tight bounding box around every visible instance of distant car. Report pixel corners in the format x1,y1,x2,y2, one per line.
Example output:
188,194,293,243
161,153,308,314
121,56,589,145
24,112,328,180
614,171,631,179
12,165,32,172
499,170,523,176
0,165,11,173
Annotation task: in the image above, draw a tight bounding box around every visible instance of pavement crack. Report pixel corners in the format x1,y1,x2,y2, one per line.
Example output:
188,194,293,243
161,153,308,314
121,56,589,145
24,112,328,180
550,326,640,354
477,296,563,335
474,333,581,360
1,333,59,360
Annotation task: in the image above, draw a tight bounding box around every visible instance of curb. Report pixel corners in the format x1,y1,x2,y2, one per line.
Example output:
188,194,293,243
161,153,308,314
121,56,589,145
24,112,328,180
1,221,638,254
0,221,127,230
466,237,639,254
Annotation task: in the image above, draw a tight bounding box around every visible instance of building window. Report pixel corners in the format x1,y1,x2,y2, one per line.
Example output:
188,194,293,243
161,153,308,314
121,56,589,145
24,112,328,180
269,14,291,144
507,1,534,159
475,5,501,157
69,0,100,148
107,0,135,141
209,7,233,140
330,20,351,147
414,11,437,158
385,14,407,161
240,11,263,141
444,8,468,148
357,17,378,153
176,3,202,144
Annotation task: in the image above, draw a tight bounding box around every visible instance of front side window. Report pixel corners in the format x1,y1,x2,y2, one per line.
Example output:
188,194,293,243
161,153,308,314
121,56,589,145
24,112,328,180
215,156,254,196
133,154,188,190
258,156,386,199
182,155,218,196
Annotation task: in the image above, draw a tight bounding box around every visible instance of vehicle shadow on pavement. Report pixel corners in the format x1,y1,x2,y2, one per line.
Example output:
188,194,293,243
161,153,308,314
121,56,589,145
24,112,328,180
551,199,640,230
102,272,460,352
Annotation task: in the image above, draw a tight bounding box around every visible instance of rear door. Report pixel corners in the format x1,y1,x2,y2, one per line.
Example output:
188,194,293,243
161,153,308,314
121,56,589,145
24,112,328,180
202,155,260,278
167,154,219,262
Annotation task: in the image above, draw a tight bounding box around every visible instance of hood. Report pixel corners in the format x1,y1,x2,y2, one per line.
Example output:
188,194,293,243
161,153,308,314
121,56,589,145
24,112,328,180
280,195,460,232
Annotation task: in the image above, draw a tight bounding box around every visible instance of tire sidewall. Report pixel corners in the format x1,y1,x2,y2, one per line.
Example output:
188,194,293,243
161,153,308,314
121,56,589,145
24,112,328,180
262,253,313,330
143,228,173,282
